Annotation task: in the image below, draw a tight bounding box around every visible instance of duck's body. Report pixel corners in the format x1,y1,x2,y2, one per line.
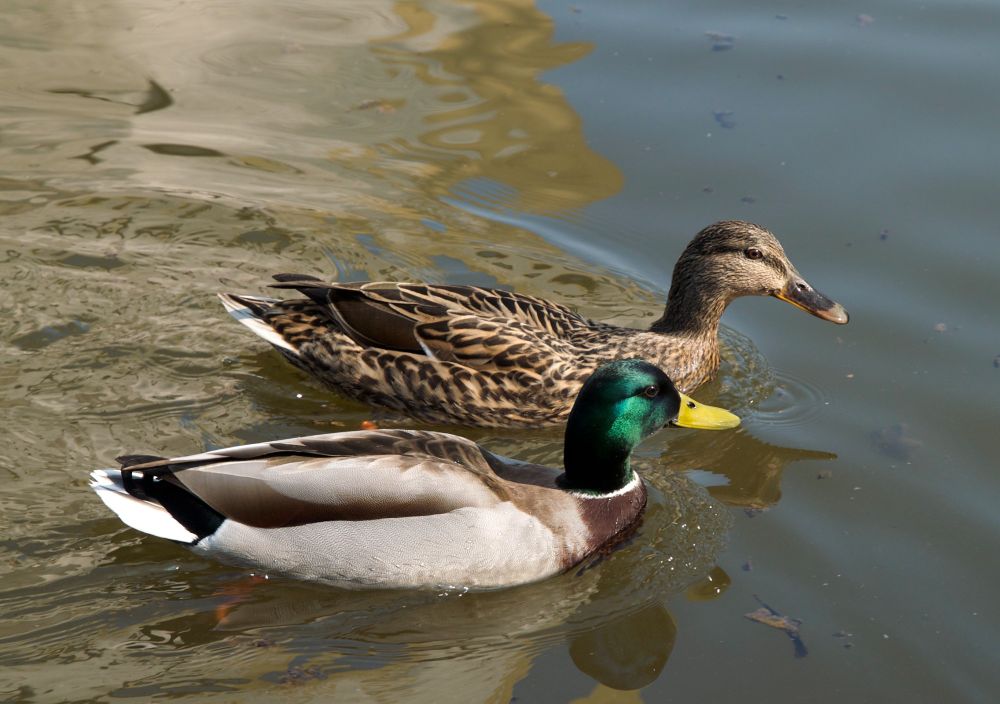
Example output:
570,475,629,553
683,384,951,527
91,361,739,590
221,221,847,428
221,284,719,426
92,430,644,589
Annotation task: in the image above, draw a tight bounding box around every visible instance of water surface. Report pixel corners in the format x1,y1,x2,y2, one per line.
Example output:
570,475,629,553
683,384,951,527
1,0,998,702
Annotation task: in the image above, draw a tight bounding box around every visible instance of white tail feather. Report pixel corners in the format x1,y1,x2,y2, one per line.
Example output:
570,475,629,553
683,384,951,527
217,292,299,355
90,469,198,544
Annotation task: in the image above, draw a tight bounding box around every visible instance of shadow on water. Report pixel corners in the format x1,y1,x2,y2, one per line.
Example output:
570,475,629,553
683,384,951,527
47,78,174,116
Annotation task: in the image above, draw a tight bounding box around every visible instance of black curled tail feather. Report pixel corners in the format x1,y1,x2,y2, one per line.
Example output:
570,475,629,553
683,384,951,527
269,273,337,307
116,457,225,541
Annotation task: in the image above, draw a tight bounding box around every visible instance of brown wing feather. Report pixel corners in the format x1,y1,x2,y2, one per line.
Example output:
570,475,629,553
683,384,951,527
415,315,576,369
269,279,597,353
228,278,630,425
361,283,596,341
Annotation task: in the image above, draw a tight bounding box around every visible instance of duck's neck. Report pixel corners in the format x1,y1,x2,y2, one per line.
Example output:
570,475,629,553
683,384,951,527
561,404,638,495
649,276,729,337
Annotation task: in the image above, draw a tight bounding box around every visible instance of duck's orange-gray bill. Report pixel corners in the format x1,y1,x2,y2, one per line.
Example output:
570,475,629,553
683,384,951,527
775,280,849,324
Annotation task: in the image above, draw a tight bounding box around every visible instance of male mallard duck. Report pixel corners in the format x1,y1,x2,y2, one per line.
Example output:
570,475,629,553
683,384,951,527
220,220,847,427
90,360,738,590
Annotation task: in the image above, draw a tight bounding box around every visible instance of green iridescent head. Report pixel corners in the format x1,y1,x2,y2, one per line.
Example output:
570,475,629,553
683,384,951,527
562,360,739,494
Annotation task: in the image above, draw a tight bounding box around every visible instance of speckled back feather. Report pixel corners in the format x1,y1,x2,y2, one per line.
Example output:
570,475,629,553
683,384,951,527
221,281,710,427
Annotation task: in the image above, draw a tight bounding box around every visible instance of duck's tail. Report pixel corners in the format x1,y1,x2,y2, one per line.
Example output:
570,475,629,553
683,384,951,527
89,469,199,544
217,292,300,355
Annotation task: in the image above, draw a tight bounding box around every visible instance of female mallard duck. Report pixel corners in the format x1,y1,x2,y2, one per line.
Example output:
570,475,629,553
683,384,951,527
220,220,847,427
91,360,738,590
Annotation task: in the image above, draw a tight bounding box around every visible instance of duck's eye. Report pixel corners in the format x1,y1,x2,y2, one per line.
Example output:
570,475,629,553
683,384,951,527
745,247,763,260
642,385,659,398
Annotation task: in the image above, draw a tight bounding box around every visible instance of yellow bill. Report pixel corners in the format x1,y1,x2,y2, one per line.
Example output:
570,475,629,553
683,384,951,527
673,393,741,430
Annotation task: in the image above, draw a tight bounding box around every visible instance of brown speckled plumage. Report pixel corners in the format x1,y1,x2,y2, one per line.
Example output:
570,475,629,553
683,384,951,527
221,221,847,427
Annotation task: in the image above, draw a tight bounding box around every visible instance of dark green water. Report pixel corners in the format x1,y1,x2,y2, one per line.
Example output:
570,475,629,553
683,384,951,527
1,1,998,702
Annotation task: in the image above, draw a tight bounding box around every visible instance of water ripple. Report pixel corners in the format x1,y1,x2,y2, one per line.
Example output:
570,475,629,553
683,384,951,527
752,368,829,428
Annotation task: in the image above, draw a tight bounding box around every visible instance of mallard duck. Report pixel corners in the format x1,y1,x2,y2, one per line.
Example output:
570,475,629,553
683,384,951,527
90,360,738,590
220,220,847,427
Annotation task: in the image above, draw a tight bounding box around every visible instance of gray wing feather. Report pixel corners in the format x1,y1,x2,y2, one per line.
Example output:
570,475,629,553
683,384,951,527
125,430,508,528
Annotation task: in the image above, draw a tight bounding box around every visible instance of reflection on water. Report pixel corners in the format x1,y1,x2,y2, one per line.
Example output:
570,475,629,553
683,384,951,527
372,0,622,213
568,604,676,691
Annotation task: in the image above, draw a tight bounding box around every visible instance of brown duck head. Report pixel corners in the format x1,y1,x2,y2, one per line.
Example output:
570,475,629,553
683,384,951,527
652,221,849,334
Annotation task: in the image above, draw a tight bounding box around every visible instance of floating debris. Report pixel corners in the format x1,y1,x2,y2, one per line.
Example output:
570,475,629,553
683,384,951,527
817,470,833,480
713,111,736,129
352,99,398,114
872,423,922,462
856,14,875,27
933,322,948,333
993,355,1000,368
742,559,753,572
740,195,756,204
745,596,808,657
705,31,736,51
879,228,890,240
360,419,379,430
833,630,855,649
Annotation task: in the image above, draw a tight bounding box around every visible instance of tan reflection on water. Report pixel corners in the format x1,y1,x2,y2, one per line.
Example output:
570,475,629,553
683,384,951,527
370,0,622,212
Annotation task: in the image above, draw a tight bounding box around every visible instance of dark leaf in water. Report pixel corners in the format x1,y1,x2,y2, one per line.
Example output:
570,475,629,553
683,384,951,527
705,31,735,51
745,596,808,658
872,423,922,462
713,111,736,129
